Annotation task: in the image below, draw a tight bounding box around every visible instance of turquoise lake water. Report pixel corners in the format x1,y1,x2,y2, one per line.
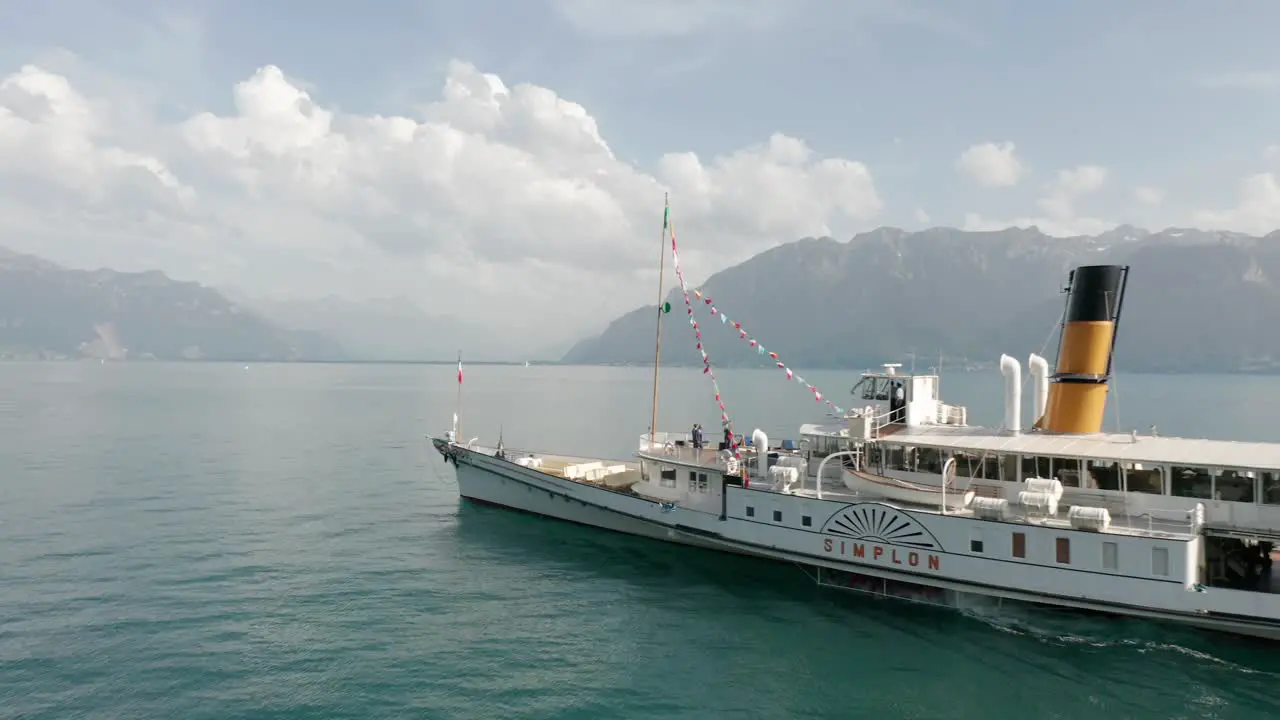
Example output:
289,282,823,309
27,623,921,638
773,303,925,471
3,362,1280,719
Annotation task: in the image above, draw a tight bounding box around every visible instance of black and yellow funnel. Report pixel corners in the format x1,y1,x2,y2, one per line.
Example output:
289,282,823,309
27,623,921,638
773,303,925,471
1037,264,1130,434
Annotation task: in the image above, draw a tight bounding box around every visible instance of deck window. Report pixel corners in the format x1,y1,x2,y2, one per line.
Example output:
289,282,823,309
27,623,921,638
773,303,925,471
1171,466,1212,499
884,444,909,472
688,472,709,494
998,454,1019,482
970,530,984,553
1102,542,1119,570
1262,472,1280,505
956,452,998,480
773,510,782,522
1055,458,1082,488
1012,532,1026,559
1152,547,1170,577
1022,455,1051,481
1056,538,1071,564
745,506,755,517
916,447,943,474
1086,460,1121,491
802,515,812,527
1213,470,1254,503
1123,463,1163,495
660,468,677,488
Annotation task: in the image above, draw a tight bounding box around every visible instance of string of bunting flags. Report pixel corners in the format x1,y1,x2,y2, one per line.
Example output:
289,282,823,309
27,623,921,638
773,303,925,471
691,288,846,415
668,221,737,442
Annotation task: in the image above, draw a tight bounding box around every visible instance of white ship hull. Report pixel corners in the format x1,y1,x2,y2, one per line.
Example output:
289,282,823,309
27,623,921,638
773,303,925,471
437,440,1280,642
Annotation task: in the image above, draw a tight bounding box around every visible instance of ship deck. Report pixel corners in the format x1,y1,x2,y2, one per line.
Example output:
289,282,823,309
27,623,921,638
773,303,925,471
632,441,1202,540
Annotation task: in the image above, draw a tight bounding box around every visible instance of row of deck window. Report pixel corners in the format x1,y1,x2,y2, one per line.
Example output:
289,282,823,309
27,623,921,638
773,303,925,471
744,505,814,527
969,530,1171,576
657,468,712,493
869,444,1280,504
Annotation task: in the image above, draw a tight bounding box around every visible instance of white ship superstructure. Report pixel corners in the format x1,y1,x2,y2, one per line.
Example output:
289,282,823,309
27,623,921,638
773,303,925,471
432,245,1280,640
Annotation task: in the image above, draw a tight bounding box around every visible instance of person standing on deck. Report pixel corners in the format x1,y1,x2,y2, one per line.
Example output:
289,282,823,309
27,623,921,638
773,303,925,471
691,423,704,453
891,381,905,423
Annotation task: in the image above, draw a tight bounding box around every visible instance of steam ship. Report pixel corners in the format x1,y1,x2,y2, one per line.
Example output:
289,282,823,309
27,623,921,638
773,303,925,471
431,263,1280,641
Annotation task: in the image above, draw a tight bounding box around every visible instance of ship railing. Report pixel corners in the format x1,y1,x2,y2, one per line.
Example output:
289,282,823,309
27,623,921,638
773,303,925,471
639,433,742,472
1107,502,1206,537
868,409,897,437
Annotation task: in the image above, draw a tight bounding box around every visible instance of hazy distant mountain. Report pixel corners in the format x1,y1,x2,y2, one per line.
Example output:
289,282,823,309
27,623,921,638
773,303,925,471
240,294,522,362
564,226,1280,374
0,247,343,361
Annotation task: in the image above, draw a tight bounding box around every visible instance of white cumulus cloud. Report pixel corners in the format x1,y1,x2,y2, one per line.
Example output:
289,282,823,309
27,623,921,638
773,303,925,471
956,141,1025,188
963,164,1113,237
1192,173,1280,236
0,59,883,345
1134,186,1163,206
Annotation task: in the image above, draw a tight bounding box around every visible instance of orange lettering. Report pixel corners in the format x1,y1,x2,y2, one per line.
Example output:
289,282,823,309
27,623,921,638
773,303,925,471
853,543,865,558
873,546,884,560
928,555,941,570
841,540,846,554
908,552,919,567
892,549,902,565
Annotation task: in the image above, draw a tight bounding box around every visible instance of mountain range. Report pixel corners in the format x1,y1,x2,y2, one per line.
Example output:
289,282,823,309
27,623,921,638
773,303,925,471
8,224,1280,371
0,245,554,362
564,226,1280,374
0,246,345,362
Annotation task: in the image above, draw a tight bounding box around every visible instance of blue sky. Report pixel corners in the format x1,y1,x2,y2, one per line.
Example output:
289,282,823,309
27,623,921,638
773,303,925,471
0,0,1277,343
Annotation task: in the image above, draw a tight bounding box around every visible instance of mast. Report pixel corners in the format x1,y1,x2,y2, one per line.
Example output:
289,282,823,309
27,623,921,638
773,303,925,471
649,193,669,446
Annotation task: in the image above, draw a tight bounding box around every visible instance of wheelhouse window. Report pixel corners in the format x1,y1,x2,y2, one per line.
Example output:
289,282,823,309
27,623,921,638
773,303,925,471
1214,469,1254,503
660,468,677,488
1123,463,1163,495
1171,466,1212,499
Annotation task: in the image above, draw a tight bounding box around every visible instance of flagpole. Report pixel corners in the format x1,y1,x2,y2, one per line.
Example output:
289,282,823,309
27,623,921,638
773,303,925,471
456,350,463,442
649,193,669,449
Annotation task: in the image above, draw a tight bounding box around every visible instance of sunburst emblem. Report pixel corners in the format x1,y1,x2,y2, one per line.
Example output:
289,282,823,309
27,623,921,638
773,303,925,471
820,503,942,550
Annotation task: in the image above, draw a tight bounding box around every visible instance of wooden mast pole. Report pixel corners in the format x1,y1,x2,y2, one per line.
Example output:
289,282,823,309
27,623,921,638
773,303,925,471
649,193,670,448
